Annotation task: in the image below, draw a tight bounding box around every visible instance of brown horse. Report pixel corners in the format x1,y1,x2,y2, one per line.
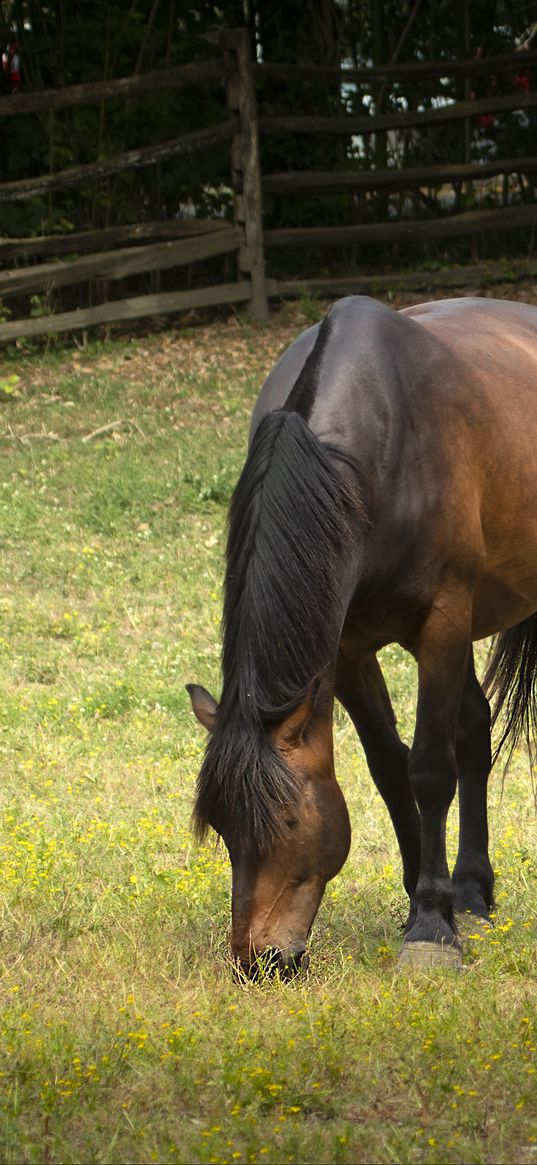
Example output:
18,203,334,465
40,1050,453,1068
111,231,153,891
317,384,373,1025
187,295,537,975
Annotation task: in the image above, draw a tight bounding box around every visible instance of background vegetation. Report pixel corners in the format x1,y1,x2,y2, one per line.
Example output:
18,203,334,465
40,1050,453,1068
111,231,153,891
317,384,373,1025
1,0,536,237
0,0,232,236
0,291,536,1164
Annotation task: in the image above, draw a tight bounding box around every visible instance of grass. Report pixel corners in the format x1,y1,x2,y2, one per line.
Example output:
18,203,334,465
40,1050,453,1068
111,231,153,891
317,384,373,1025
0,298,536,1165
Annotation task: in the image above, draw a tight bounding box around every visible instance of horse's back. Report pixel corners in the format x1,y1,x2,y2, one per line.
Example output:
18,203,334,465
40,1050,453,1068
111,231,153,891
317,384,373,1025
254,295,537,436
252,295,537,643
402,294,537,334
252,296,436,449
401,296,537,389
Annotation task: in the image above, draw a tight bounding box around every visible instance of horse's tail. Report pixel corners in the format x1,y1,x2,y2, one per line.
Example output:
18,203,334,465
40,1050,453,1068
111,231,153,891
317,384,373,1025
484,614,537,765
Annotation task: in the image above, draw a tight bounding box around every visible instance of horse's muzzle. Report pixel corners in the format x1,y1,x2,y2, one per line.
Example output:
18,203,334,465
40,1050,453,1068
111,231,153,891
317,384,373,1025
236,945,310,981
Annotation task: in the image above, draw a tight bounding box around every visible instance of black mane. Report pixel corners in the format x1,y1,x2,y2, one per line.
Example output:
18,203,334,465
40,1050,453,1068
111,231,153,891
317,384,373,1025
193,406,363,853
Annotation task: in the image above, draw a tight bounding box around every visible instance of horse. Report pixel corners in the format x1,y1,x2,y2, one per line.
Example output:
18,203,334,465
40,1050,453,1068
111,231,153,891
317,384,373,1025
187,295,537,976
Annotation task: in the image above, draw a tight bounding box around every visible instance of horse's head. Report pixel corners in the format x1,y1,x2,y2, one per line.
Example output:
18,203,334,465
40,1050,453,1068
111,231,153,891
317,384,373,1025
187,682,351,977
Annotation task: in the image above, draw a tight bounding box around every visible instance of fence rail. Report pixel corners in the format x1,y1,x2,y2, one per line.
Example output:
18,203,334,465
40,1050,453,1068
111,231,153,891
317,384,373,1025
0,282,255,342
0,32,536,341
255,47,537,83
265,205,537,248
0,57,227,116
262,156,537,195
0,228,244,298
0,217,231,258
0,121,238,202
260,93,537,137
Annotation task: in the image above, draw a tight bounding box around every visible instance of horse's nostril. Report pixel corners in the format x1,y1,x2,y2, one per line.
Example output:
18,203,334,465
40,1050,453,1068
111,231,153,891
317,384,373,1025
235,948,280,981
234,946,309,981
259,947,282,975
267,946,309,978
282,946,309,977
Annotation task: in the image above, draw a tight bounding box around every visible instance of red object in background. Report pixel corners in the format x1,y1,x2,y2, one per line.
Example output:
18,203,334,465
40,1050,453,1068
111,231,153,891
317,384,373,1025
477,113,496,130
514,40,531,94
471,39,531,132
513,70,530,93
2,41,21,91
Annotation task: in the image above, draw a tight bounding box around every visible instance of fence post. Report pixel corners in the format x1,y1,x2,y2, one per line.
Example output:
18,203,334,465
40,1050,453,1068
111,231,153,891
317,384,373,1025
223,28,269,323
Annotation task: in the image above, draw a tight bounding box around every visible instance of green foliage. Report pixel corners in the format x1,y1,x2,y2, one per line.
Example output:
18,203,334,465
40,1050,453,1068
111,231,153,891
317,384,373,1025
297,288,324,323
1,0,234,239
0,373,20,397
183,466,236,505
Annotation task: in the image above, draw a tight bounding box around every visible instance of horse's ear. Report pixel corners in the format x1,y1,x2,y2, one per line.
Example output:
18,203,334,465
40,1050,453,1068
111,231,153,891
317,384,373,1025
272,679,319,751
186,684,218,733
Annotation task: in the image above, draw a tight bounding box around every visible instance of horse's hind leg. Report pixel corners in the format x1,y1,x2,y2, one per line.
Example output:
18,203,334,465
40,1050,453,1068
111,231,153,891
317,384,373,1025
452,650,494,920
335,653,421,905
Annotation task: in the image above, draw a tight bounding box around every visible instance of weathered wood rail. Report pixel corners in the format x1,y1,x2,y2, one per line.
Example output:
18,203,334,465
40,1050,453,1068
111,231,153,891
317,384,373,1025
0,34,536,341
260,92,537,137
0,123,239,202
0,228,243,298
255,48,537,83
262,157,537,195
265,204,537,248
0,59,227,115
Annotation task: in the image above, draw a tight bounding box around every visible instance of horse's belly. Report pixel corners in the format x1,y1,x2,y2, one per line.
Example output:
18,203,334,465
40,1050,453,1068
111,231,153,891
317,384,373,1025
473,477,537,637
471,571,537,639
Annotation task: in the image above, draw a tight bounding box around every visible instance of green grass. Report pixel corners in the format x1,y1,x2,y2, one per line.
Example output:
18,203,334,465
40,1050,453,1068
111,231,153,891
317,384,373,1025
0,306,536,1165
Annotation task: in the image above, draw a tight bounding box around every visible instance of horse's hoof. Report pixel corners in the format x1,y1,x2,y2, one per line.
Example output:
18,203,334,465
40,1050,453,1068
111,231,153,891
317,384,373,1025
398,940,462,971
456,913,492,939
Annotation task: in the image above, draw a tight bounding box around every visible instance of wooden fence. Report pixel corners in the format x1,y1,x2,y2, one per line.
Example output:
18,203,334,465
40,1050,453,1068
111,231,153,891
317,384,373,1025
257,50,533,270
0,29,268,341
0,33,536,341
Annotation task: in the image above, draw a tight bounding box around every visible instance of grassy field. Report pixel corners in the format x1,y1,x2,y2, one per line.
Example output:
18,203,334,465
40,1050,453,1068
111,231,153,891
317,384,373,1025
0,292,536,1165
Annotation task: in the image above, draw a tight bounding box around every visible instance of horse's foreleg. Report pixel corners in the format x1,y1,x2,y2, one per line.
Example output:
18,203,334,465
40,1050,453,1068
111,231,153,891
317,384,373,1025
402,592,472,962
335,653,420,904
453,650,494,920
